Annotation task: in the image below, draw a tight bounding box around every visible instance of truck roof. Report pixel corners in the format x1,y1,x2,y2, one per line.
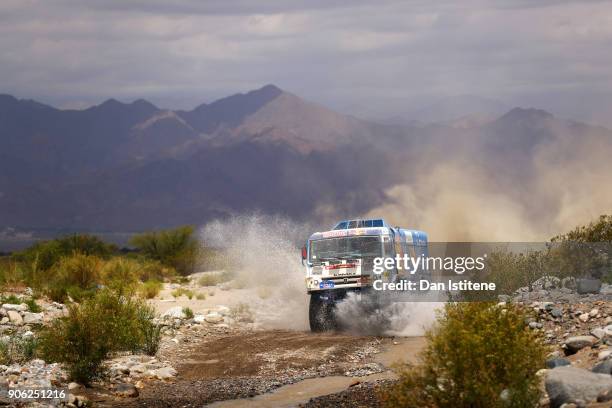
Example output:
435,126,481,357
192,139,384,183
309,218,427,242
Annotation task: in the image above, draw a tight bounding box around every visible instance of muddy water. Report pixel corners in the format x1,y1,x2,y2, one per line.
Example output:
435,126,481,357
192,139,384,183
206,336,425,408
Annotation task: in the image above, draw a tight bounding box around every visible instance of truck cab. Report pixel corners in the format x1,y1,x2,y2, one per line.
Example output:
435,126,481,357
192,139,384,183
301,218,428,331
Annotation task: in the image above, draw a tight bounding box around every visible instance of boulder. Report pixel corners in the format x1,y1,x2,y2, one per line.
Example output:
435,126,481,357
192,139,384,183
7,310,23,325
551,308,564,318
576,278,601,294
22,312,44,325
216,306,230,316
68,382,84,392
592,360,612,375
591,327,606,339
154,366,177,380
546,367,612,408
205,313,224,324
193,315,206,323
598,350,612,361
113,383,139,398
2,304,27,312
546,358,571,369
597,386,612,403
162,306,185,319
564,336,597,354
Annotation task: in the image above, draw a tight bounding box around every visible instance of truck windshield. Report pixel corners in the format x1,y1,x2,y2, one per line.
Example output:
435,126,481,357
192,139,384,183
310,236,382,262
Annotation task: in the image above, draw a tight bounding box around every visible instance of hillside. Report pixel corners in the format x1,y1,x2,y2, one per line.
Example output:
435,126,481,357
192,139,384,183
1,86,611,231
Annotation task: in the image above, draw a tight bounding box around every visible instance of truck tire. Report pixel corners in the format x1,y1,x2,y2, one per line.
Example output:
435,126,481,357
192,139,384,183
309,293,336,332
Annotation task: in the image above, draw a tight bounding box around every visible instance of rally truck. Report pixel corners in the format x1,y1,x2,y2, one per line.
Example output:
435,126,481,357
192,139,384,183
301,218,428,331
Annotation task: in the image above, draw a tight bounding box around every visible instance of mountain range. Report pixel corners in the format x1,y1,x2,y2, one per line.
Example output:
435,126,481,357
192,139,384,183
1,85,610,232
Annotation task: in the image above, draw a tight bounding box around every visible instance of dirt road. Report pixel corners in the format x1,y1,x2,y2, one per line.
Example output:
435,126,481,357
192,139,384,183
99,330,424,407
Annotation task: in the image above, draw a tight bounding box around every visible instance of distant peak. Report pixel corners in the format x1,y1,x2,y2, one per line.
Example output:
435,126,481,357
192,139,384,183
92,98,158,114
258,84,283,93
0,94,18,104
500,107,554,121
132,98,158,110
99,98,123,108
244,84,284,100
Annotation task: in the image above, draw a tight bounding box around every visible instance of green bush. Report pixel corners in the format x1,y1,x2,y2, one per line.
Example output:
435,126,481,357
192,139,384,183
381,302,546,408
197,271,231,287
38,289,161,384
171,288,194,299
47,254,103,302
182,307,194,319
0,294,22,305
24,298,41,313
139,317,161,356
130,226,199,275
0,261,27,288
16,234,116,271
0,336,38,365
552,214,612,242
56,253,102,288
101,258,140,296
138,279,163,299
136,259,176,282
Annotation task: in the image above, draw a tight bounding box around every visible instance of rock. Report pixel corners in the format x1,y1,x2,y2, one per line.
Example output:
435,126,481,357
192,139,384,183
578,313,589,323
2,303,27,312
545,367,612,408
22,312,44,325
205,312,224,324
7,310,23,325
216,305,230,316
601,284,612,295
598,350,611,361
21,330,34,339
162,306,185,319
68,382,84,392
552,308,564,318
547,358,572,369
154,366,177,380
114,383,139,398
590,308,600,317
530,321,543,329
592,360,612,375
500,388,510,402
604,325,612,337
564,336,597,354
597,386,612,402
576,278,601,294
193,315,206,323
591,327,607,340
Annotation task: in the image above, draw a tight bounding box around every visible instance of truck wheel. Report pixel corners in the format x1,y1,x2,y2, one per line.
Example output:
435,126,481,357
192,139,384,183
309,293,336,332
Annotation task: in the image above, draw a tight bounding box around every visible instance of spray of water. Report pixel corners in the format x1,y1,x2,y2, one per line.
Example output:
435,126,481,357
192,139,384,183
200,214,439,336
200,214,315,330
334,292,441,336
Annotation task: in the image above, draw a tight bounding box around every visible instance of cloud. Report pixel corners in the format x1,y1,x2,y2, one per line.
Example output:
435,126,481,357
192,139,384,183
1,0,612,124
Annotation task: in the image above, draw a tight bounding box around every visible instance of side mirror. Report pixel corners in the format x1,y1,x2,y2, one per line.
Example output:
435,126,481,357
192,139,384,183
301,246,307,265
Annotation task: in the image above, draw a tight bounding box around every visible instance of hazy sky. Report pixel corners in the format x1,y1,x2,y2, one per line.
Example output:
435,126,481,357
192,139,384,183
2,0,612,124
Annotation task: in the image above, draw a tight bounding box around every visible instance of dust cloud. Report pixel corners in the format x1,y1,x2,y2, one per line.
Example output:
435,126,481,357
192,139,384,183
365,124,612,241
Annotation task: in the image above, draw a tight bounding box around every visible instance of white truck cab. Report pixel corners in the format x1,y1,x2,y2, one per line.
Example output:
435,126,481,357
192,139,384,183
301,218,428,331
